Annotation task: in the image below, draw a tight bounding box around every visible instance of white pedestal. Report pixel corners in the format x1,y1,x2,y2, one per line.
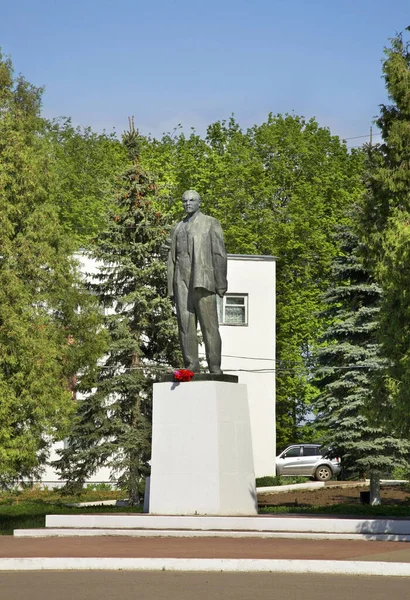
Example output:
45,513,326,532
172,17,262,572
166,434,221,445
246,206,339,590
149,381,258,516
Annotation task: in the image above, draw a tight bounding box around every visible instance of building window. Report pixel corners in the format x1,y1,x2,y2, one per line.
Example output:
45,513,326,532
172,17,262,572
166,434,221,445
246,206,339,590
217,294,248,326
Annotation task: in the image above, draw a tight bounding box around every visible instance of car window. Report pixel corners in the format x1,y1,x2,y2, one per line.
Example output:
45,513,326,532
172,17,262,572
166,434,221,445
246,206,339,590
283,447,301,458
303,446,321,457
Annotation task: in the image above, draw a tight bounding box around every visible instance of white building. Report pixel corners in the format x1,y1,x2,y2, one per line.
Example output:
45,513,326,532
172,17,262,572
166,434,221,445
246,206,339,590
215,254,276,478
42,253,276,484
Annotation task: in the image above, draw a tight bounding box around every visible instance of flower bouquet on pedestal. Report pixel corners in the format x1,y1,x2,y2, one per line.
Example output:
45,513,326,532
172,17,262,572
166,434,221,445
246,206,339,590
173,369,195,382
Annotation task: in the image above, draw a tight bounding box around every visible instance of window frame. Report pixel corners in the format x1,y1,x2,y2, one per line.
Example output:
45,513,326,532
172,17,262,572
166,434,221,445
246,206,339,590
217,293,248,326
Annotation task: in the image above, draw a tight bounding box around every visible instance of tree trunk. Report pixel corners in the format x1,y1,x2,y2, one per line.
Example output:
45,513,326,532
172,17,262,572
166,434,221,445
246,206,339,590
128,448,140,506
369,471,381,505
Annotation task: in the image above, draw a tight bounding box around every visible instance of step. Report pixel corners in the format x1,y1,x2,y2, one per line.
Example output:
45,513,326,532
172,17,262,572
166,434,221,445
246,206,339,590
42,514,410,535
13,527,410,542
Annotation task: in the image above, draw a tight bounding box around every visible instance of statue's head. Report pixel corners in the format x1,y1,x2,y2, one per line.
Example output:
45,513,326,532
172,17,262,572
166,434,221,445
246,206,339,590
182,190,201,216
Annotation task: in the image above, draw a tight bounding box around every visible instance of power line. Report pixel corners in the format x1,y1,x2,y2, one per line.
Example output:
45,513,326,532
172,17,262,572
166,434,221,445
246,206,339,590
344,133,381,141
94,362,382,375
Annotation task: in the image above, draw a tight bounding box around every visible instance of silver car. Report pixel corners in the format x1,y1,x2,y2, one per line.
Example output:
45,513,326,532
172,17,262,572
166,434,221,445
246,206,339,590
276,444,341,481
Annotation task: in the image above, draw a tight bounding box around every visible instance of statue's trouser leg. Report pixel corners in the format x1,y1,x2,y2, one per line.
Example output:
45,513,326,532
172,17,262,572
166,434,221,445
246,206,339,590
194,288,222,374
175,282,200,372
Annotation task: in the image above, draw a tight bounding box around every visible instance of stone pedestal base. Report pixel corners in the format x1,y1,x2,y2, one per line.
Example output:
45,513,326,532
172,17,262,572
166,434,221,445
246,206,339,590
149,381,257,516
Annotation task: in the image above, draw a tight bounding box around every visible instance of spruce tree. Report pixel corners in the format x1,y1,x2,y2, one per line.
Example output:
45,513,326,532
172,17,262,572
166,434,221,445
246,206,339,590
56,121,181,503
313,225,409,503
0,51,106,484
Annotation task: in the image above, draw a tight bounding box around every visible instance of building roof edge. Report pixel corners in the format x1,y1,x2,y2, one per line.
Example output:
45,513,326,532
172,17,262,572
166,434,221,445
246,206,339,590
227,254,277,261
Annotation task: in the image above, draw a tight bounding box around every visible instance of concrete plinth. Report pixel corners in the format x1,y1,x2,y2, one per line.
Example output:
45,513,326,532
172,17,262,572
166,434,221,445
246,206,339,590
149,381,258,515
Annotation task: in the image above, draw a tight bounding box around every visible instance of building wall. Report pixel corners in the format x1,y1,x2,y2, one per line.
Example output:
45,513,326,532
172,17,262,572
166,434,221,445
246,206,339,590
206,254,276,478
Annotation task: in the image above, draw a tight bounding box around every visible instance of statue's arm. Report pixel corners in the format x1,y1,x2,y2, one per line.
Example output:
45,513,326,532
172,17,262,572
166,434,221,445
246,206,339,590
167,225,177,299
211,220,228,297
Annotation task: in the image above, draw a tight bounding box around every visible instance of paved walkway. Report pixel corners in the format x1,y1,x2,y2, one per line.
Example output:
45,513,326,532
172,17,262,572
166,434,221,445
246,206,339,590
2,535,410,561
2,530,410,576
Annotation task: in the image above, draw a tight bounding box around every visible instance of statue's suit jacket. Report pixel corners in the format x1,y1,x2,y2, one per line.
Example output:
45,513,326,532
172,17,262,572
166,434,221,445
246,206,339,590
167,212,227,297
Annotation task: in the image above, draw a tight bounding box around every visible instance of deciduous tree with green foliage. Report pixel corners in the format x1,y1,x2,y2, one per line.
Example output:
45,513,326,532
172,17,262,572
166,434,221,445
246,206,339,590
47,118,129,247
0,51,106,485
56,122,181,503
139,115,365,449
361,28,410,437
374,213,410,437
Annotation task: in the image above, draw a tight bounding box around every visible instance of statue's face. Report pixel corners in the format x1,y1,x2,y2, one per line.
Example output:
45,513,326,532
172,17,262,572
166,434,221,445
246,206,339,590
182,193,201,216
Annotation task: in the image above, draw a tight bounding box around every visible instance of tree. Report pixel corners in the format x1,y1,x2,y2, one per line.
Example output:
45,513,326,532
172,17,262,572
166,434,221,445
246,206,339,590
361,28,410,435
56,122,181,502
0,51,106,485
47,118,129,247
139,115,365,448
361,28,410,258
313,224,409,503
375,214,410,436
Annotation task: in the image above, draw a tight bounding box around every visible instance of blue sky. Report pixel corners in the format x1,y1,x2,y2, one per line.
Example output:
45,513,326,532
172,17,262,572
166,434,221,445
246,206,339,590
2,0,410,144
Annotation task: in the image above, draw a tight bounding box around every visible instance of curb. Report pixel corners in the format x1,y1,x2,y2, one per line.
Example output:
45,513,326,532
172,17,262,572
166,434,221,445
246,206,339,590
256,479,409,495
13,528,410,542
1,557,410,576
63,500,128,507
257,482,324,494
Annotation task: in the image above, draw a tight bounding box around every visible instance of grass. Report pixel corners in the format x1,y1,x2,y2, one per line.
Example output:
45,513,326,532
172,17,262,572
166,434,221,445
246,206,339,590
259,504,410,517
256,475,310,487
0,502,143,536
0,487,142,536
2,483,409,535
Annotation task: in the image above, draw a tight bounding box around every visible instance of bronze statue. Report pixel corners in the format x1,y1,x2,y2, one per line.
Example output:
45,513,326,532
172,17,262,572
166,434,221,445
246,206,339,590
168,190,227,373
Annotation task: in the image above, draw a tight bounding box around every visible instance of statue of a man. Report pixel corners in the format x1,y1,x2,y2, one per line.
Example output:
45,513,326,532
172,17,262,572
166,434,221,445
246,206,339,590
167,190,227,374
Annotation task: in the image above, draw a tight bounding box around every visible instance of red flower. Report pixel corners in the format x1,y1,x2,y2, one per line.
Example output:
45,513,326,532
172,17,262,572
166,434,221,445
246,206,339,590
173,369,195,382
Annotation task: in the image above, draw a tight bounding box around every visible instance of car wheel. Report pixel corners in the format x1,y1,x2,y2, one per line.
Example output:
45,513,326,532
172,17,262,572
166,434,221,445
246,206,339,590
315,465,332,481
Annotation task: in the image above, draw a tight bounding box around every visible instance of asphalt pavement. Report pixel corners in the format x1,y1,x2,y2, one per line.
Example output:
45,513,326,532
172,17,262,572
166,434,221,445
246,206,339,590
2,572,410,600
